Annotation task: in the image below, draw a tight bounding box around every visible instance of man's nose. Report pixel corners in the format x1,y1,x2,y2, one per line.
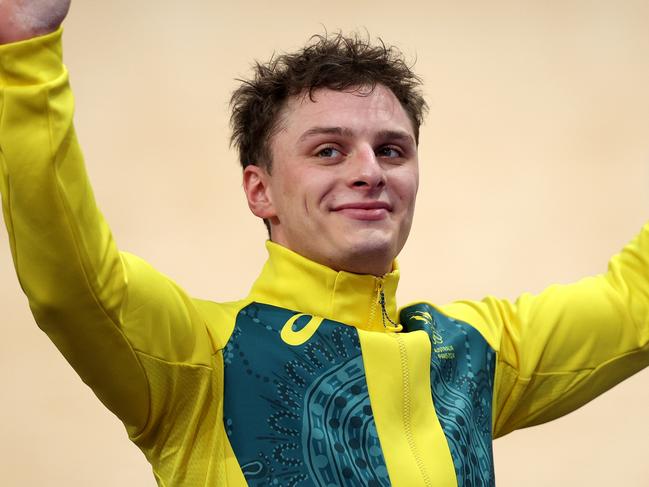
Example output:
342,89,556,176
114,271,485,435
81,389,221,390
348,145,386,189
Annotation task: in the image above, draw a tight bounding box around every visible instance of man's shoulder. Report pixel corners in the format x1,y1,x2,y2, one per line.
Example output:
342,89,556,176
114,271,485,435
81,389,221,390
191,298,253,351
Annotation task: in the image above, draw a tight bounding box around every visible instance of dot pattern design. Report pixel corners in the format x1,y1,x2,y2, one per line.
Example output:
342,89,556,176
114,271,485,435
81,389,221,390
402,304,497,487
223,303,390,487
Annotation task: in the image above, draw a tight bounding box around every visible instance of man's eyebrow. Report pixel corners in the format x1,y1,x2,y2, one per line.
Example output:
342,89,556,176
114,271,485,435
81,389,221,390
297,127,415,146
298,126,355,143
376,130,416,146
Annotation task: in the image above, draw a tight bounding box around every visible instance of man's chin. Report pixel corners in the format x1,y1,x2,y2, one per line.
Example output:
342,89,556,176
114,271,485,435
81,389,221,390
334,234,397,274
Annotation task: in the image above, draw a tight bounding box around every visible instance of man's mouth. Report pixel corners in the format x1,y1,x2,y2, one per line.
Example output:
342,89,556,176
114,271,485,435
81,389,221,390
332,201,391,221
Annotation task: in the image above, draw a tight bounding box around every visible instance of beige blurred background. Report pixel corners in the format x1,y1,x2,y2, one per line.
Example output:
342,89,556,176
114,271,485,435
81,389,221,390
1,0,649,485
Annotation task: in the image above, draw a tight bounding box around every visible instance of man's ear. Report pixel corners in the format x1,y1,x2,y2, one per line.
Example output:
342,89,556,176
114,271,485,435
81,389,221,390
242,165,276,219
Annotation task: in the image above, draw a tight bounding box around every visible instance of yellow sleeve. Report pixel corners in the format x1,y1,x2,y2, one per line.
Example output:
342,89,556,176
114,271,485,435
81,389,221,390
0,29,215,437
440,223,649,438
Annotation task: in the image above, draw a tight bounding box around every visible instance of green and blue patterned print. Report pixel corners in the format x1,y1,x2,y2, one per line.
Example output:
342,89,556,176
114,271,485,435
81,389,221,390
223,303,390,487
401,304,496,487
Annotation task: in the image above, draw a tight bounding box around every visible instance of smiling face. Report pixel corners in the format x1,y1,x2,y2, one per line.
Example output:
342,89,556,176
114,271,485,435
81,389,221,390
243,84,419,276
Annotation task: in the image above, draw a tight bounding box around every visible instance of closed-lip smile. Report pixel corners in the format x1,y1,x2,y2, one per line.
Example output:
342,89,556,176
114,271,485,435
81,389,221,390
332,201,392,221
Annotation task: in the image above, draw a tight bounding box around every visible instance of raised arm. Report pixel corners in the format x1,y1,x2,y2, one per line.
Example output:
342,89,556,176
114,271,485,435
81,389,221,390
440,223,649,437
0,2,216,439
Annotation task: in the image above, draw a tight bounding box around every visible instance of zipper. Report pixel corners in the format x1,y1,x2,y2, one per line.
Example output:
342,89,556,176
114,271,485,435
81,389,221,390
373,280,430,484
394,333,433,487
375,279,403,333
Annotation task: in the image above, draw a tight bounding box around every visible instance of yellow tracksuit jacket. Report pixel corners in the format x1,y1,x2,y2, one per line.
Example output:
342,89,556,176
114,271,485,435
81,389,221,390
2,29,649,487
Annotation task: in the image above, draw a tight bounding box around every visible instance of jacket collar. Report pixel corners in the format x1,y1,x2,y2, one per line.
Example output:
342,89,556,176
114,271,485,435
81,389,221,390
247,241,400,333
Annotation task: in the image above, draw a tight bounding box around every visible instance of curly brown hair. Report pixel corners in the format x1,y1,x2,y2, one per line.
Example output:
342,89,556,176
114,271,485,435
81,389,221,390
229,32,427,172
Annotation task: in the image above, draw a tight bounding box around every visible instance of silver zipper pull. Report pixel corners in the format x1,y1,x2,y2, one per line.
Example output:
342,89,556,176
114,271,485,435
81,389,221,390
378,281,403,332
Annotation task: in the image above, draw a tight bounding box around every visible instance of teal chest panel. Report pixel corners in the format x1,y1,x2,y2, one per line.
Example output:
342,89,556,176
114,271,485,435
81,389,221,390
401,304,496,487
223,303,390,487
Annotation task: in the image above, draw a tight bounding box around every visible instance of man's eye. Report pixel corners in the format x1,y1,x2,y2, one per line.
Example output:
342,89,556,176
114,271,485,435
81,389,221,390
377,146,402,158
317,147,342,158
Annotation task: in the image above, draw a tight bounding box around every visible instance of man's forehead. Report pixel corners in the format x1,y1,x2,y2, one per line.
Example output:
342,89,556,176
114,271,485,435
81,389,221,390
288,85,400,112
281,85,414,136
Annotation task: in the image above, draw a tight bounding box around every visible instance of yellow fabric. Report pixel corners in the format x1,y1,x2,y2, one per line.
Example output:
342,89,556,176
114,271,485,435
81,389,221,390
248,240,399,332
437,230,649,437
0,29,233,485
3,28,649,486
359,329,457,487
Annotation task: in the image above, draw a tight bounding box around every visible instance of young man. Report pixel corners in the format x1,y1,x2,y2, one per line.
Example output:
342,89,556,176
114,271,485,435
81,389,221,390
1,2,648,486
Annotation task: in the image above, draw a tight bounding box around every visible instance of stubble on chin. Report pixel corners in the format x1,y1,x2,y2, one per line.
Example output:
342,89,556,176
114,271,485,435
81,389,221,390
333,232,396,275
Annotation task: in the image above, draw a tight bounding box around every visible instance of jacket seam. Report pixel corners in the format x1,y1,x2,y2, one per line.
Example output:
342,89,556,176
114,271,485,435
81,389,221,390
133,348,215,370
395,333,432,487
